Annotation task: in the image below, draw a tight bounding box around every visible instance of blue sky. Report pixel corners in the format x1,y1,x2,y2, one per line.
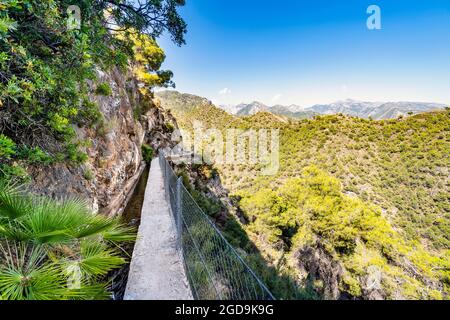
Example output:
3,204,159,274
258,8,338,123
158,0,450,107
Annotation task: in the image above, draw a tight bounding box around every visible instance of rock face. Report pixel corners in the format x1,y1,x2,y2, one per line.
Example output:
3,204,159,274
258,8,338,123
294,245,344,300
30,67,174,216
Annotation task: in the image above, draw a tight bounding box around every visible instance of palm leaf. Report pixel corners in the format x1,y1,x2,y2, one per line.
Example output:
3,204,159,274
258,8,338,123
0,264,68,300
0,218,35,242
77,241,126,278
0,183,135,300
102,223,137,243
0,244,68,300
0,181,31,220
71,215,117,239
67,283,111,300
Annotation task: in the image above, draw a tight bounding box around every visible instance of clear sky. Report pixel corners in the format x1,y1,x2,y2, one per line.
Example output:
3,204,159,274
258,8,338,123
157,0,450,107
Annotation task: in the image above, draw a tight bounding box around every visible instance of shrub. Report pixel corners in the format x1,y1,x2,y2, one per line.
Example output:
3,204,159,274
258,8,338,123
66,143,88,164
83,168,94,181
95,82,113,96
0,163,29,182
0,0,186,173
16,146,52,165
141,144,154,163
0,134,16,159
164,123,175,133
121,33,176,90
78,99,103,128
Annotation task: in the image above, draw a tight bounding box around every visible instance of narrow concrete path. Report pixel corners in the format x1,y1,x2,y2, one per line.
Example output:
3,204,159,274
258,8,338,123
124,158,192,300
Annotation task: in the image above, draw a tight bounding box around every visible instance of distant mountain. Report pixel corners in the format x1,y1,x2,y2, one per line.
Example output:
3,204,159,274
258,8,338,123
235,101,269,116
269,105,319,120
230,99,446,120
158,91,447,121
219,104,242,115
272,104,304,113
305,99,446,120
155,90,214,112
235,101,318,119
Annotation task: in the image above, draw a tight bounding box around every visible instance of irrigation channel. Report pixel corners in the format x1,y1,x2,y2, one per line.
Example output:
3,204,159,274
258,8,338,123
109,166,149,300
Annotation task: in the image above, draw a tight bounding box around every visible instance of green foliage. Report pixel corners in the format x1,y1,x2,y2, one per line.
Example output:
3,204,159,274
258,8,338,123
105,0,187,46
0,134,15,159
0,0,186,177
191,188,222,218
239,165,448,299
120,33,176,92
0,133,52,181
83,168,94,181
65,142,88,165
179,171,222,218
77,99,103,128
0,180,135,300
16,146,52,165
0,163,28,182
141,144,154,163
95,82,113,96
0,16,17,39
164,122,175,133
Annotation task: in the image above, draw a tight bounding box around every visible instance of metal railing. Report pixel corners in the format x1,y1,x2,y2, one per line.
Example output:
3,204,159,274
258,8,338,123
159,153,275,300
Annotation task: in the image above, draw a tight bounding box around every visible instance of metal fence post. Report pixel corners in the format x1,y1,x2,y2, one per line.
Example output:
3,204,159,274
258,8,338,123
176,177,183,250
164,158,169,201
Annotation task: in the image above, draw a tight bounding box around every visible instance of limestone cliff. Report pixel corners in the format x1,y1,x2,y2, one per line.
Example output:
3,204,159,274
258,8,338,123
29,67,175,216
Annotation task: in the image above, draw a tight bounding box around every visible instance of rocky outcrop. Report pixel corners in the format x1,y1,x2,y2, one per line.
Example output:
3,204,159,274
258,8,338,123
29,67,174,216
293,245,344,300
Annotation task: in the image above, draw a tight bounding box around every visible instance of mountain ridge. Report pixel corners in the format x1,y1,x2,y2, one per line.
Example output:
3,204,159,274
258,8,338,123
157,90,447,120
231,99,446,120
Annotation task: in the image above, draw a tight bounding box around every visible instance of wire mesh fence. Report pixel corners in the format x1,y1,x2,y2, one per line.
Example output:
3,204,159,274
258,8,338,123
158,153,275,300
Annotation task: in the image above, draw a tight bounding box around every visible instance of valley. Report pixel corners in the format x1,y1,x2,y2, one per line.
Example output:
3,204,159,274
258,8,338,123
157,90,450,300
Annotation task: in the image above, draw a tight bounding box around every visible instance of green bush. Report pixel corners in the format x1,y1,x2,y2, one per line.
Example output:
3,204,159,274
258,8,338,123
66,143,89,164
16,146,52,165
141,144,154,163
77,99,103,128
95,82,113,96
0,163,29,182
83,168,94,181
0,134,15,159
164,123,175,133
162,92,450,299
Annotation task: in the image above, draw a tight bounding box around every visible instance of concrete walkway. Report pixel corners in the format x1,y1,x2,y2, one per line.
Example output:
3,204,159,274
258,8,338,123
124,158,192,300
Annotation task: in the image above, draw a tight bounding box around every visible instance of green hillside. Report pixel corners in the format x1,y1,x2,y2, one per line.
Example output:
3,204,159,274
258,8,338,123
158,91,450,300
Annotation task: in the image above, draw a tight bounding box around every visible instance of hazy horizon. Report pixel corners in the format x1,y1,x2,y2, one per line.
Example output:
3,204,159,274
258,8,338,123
156,89,449,110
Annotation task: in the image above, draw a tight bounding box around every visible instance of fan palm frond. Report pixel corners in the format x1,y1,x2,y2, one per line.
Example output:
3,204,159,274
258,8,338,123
102,223,137,243
71,215,117,239
0,182,135,300
77,241,125,278
0,244,67,300
0,181,31,220
67,283,111,300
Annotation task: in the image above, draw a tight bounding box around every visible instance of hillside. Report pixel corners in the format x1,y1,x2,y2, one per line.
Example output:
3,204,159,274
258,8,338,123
157,90,450,300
